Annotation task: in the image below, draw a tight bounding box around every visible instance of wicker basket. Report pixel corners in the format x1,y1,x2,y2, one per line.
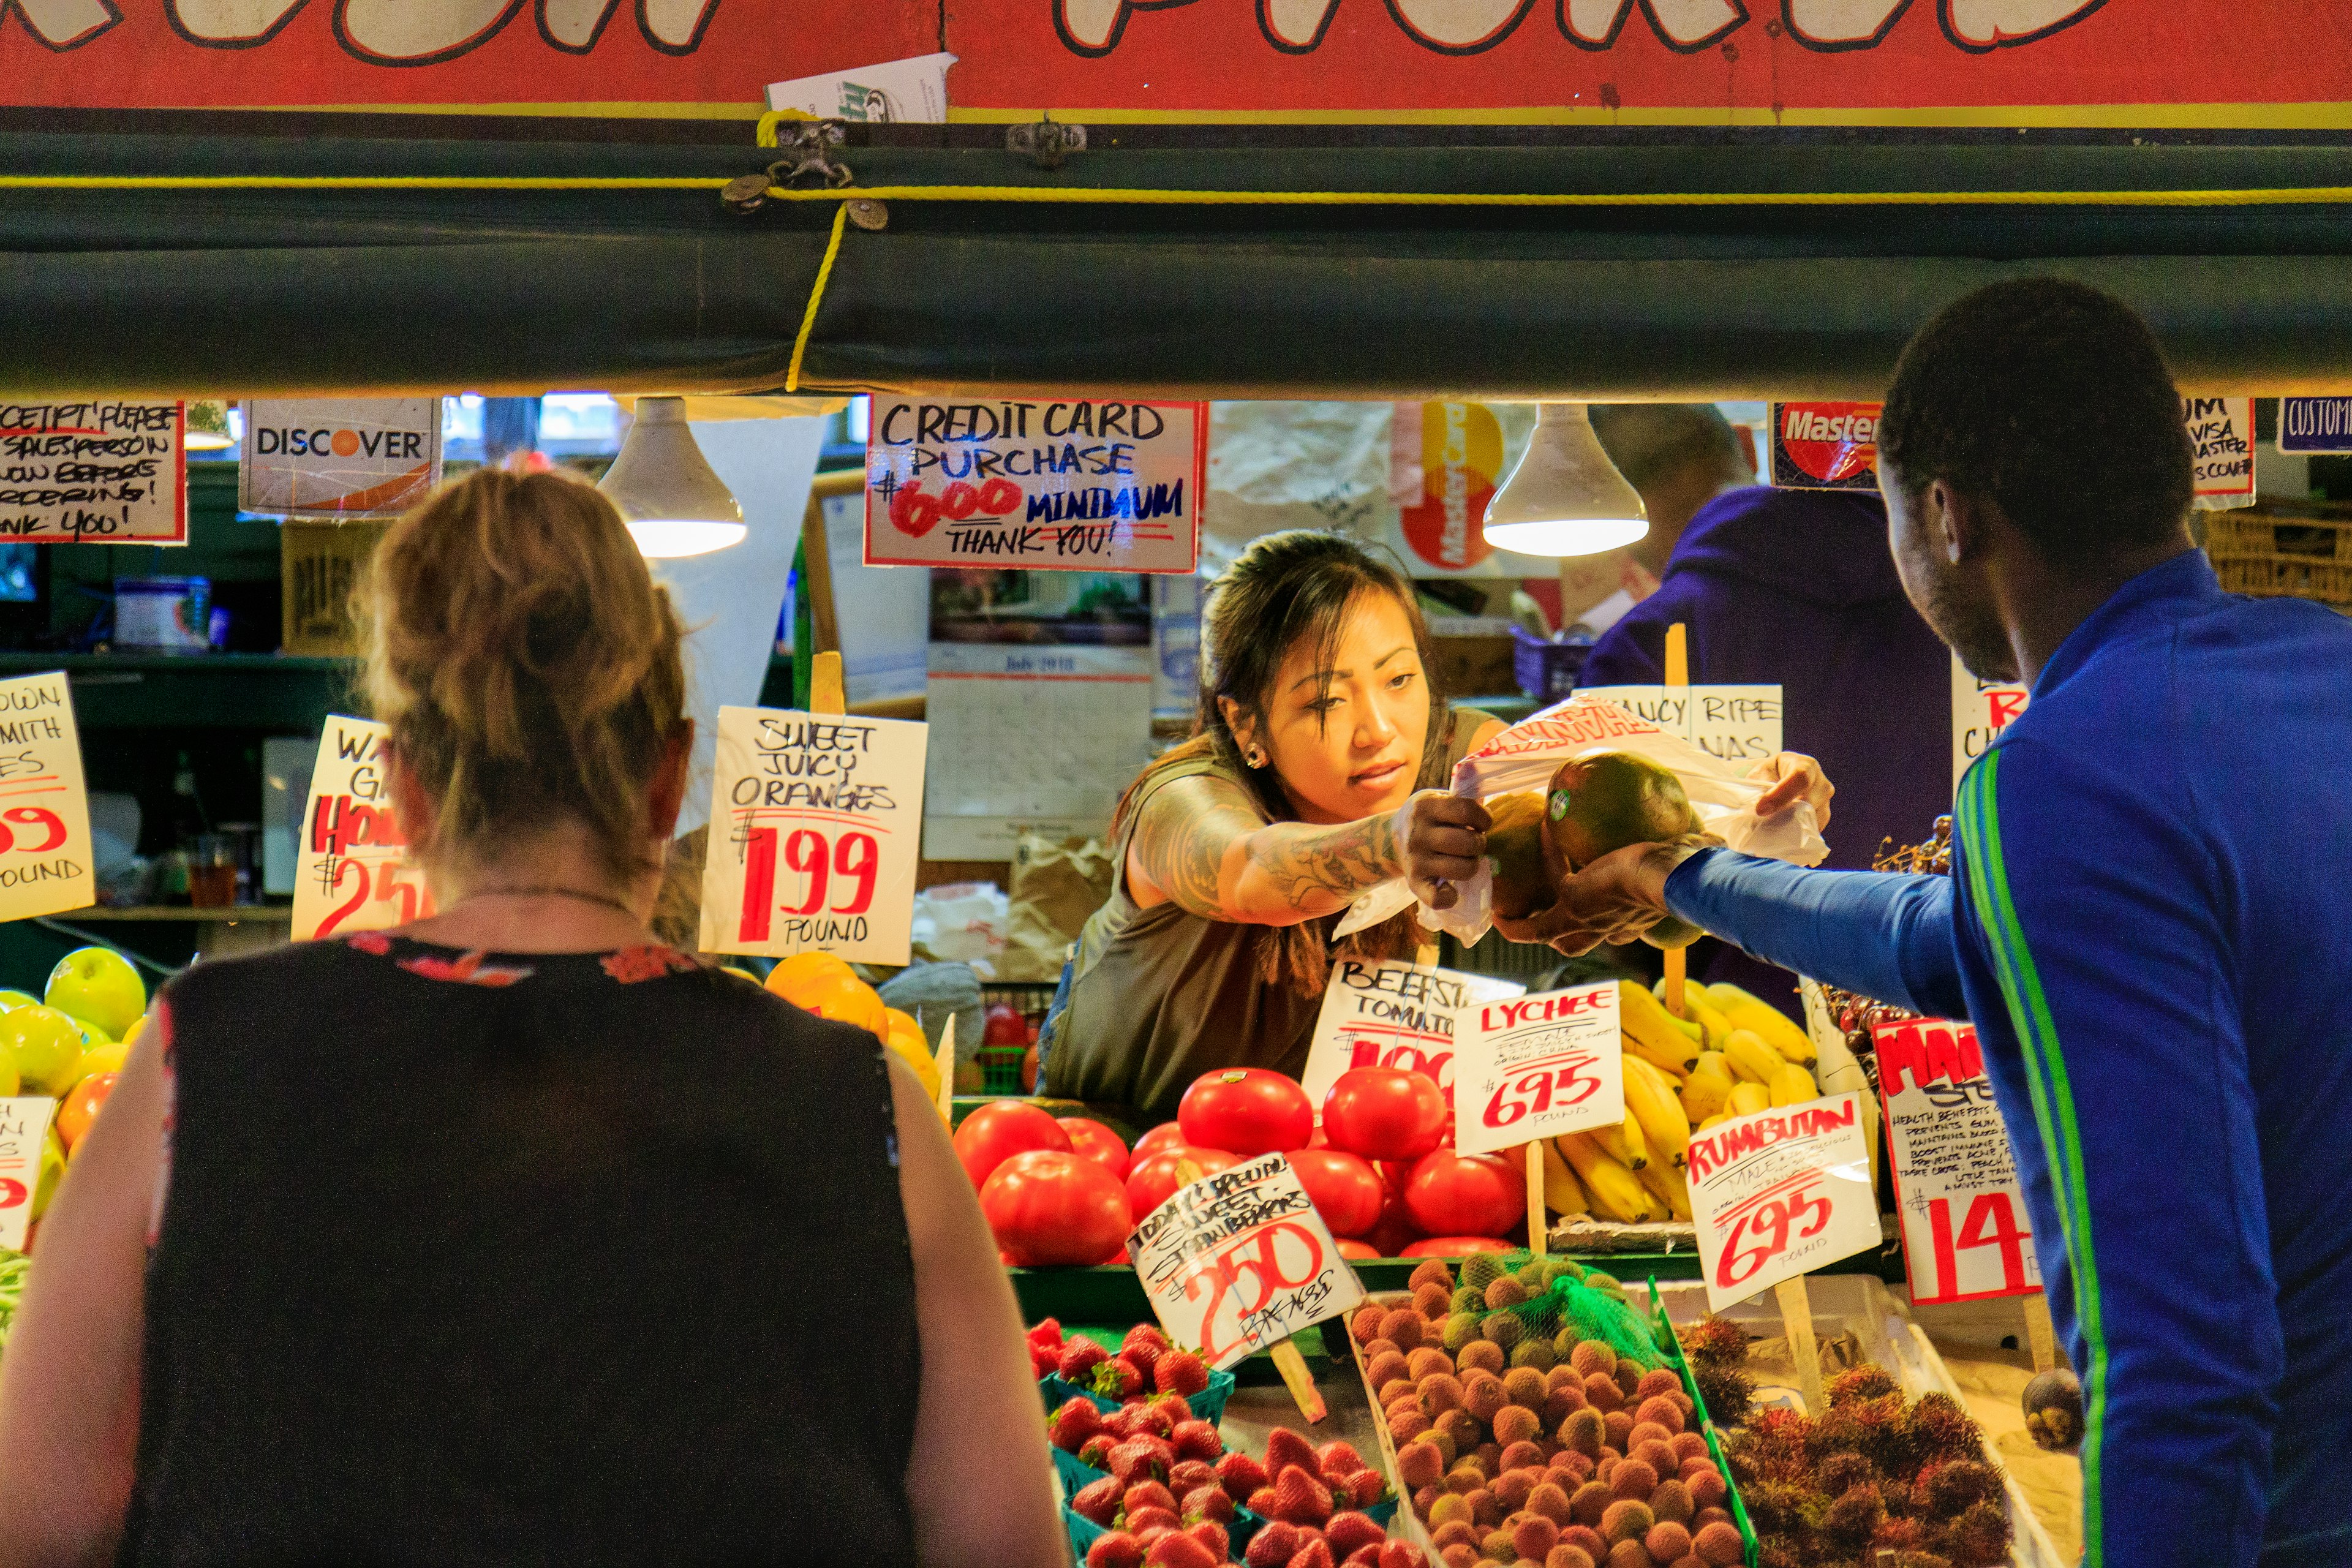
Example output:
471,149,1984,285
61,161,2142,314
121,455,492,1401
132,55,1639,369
2204,503,2352,610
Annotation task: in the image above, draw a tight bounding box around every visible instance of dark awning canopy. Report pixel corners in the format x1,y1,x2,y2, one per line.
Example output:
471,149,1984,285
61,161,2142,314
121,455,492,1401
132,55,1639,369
4,123,2350,400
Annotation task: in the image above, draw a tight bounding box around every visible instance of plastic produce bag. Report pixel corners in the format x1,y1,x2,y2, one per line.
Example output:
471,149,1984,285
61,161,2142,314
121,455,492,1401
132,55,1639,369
1001,833,1114,982
908,881,1008,976
1338,694,1830,946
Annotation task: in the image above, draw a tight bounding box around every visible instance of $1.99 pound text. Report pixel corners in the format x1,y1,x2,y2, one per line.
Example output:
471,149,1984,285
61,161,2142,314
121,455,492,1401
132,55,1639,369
737,825,880,944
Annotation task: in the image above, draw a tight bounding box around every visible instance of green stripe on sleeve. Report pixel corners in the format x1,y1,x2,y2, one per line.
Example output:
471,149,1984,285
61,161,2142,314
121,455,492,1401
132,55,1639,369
1956,751,2110,1565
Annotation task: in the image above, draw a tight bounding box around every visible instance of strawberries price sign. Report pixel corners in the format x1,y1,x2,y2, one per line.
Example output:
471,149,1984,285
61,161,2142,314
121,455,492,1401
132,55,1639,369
0,1096,56,1253
1300,959,1525,1121
1874,1019,2041,1306
864,398,1205,573
1687,1091,1879,1312
1128,1153,1366,1371
1450,982,1623,1158
698,705,927,965
293,715,435,941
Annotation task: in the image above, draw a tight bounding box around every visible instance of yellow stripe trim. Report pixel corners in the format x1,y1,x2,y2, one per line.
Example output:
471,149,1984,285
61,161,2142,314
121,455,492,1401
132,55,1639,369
948,100,2352,129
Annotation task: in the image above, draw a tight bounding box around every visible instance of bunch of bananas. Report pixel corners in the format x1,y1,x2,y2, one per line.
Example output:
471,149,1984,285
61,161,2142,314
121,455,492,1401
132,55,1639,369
1534,979,1823,1226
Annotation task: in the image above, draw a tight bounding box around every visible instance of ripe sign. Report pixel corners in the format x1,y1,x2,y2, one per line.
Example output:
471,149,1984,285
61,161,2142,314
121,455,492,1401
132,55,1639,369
698,705,928,965
240,399,442,519
1769,402,1881,491
0,671,96,925
1874,1018,2041,1306
293,715,436,941
1450,982,1623,1158
1687,1091,1878,1311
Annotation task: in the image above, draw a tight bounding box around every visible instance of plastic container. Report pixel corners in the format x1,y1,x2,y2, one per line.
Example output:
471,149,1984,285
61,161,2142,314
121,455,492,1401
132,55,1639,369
113,576,210,653
1512,625,1591,702
1039,1366,1237,1425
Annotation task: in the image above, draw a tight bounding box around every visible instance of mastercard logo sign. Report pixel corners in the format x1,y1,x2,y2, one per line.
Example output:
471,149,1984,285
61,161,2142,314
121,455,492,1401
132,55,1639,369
251,425,429,461
1770,402,1882,491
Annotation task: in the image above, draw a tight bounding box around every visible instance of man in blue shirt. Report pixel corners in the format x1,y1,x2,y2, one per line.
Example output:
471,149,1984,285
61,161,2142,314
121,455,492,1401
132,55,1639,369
1504,279,2352,1567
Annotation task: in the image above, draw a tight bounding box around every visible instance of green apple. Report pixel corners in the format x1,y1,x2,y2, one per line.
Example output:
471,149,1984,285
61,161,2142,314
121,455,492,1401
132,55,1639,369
44,947,145,1038
0,990,34,1012
1,1006,83,1098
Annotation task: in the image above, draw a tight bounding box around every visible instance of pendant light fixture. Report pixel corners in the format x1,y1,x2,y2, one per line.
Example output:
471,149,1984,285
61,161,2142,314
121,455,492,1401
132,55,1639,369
1482,402,1648,557
596,396,746,559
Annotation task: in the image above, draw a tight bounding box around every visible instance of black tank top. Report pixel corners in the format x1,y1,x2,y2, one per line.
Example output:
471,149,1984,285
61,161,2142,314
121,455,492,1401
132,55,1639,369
121,934,919,1568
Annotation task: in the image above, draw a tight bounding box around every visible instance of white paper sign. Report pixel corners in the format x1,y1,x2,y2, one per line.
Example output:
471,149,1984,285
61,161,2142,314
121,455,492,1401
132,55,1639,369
1126,1153,1366,1371
0,400,184,543
2184,395,2255,510
865,398,1205,573
1950,652,2029,795
0,1097,57,1253
1874,1019,2041,1306
1575,685,1784,768
699,705,928,965
239,398,442,518
1451,982,1624,1157
292,716,435,942
1687,1091,1878,1311
1302,958,1526,1116
765,51,956,121
0,673,95,923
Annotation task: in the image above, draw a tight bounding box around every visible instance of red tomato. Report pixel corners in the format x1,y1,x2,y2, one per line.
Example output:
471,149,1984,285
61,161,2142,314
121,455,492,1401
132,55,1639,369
1285,1148,1386,1238
983,1003,1027,1046
1124,1145,1238,1217
1178,1068,1313,1157
952,1101,1071,1190
1057,1117,1133,1182
1322,1066,1449,1162
1400,1235,1516,1258
1359,1185,1421,1259
1403,1148,1525,1239
979,1150,1132,1267
1335,1238,1379,1261
1133,1121,1189,1159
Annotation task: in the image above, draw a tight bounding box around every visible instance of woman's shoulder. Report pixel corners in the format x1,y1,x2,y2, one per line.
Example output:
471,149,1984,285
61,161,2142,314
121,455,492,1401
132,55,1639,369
1447,707,1504,764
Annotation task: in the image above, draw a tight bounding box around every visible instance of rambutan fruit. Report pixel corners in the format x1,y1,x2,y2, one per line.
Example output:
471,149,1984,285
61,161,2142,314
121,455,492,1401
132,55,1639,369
1938,1499,2012,1567
1826,1364,1899,1407
1920,1458,2000,1520
1675,1317,1747,1368
1815,1452,1876,1498
1819,1483,1887,1554
1691,1362,1755,1426
1904,1393,1985,1466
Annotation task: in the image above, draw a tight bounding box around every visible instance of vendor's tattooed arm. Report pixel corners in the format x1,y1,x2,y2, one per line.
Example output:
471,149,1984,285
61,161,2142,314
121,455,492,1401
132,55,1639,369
1127,773,1401,925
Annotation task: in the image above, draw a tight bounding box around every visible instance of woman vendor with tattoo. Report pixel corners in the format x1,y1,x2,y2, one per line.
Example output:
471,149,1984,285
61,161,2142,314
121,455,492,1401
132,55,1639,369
1039,532,1500,1121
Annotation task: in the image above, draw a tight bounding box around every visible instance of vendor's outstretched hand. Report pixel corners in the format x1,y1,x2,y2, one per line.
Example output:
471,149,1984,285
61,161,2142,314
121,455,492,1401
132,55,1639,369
1490,834,1716,955
1403,791,1490,911
1751,750,1834,831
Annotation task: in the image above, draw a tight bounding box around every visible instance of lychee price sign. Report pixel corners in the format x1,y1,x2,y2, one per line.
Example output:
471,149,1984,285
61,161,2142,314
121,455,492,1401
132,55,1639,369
1128,1153,1366,1372
0,671,96,926
698,704,927,965
1687,1091,1878,1313
293,715,436,941
1874,1019,2041,1307
239,398,442,519
1300,958,1525,1117
864,398,1205,573
0,1097,58,1253
1450,981,1623,1158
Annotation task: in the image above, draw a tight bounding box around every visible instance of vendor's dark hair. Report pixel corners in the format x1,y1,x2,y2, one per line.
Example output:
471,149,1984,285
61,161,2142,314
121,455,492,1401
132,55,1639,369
1115,530,1451,995
1880,278,2193,564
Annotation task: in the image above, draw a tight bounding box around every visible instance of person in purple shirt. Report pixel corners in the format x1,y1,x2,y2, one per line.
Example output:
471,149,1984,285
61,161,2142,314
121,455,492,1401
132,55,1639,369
1581,408,1952,1014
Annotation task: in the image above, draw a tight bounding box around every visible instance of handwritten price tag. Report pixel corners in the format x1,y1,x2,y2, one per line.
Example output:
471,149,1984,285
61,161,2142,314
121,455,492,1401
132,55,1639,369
1127,1153,1366,1372
1687,1091,1878,1312
698,705,927,965
0,671,95,924
0,1097,58,1252
1301,958,1525,1117
292,715,435,941
1874,1019,2041,1306
1451,981,1624,1158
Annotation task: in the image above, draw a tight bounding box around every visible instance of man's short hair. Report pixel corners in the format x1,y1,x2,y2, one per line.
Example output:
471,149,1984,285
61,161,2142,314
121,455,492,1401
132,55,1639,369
1879,279,2193,564
1589,404,1749,494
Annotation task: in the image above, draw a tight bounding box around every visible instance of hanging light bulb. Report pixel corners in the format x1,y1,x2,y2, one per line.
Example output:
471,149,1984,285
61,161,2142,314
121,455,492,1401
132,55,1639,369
596,396,745,558
1482,402,1648,557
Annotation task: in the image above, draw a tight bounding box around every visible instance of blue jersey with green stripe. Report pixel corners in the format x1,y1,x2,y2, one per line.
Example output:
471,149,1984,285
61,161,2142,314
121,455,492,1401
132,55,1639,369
1665,551,2352,1567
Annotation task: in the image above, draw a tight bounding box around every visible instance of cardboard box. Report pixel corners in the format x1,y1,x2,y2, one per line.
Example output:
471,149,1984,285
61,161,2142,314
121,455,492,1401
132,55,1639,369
279,520,388,657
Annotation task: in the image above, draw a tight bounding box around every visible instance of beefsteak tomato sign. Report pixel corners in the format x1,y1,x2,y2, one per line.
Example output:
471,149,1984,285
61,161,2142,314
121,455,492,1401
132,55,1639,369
1128,1152,1366,1371
1300,958,1525,1118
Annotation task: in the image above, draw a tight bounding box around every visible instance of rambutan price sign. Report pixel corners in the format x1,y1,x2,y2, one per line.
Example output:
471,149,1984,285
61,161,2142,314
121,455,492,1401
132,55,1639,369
1687,1091,1879,1313
1126,1153,1366,1373
1450,981,1623,1158
1873,1019,2043,1306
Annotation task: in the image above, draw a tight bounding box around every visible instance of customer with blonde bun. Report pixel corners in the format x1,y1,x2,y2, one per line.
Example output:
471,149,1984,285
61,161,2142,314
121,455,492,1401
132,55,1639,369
0,470,1064,1567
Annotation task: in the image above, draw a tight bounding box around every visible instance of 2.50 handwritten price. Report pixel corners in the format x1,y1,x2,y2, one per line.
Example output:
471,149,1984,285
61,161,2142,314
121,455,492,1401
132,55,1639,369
738,826,879,944
1715,1178,1833,1289
1482,1054,1602,1131
1176,1221,1329,1366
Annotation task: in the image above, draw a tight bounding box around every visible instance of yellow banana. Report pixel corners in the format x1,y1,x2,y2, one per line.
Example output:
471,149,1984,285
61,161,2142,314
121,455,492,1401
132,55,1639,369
1695,1112,1728,1133
1622,1055,1692,1171
1768,1063,1819,1108
1722,1028,1785,1085
1594,1109,1649,1171
1728,1081,1771,1118
1539,1137,1590,1216
1678,1064,1732,1122
1637,1158,1695,1222
1654,978,1735,1050
1617,981,1702,1076
1703,982,1818,1065
1559,1133,1662,1223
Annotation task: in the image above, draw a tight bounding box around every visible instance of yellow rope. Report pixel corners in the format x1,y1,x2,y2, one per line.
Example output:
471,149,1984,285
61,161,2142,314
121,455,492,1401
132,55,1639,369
786,202,850,394
0,173,2348,208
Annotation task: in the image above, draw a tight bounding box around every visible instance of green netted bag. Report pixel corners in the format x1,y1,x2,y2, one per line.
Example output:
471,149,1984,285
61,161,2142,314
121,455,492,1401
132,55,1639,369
1469,1250,1666,1371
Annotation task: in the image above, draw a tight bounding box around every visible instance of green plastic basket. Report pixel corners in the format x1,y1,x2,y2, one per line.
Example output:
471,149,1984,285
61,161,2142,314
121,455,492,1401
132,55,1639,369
1648,1278,1762,1568
1037,1366,1237,1425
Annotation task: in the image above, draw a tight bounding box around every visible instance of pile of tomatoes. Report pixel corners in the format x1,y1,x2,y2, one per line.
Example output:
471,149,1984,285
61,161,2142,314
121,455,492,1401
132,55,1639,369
954,1065,1528,1268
